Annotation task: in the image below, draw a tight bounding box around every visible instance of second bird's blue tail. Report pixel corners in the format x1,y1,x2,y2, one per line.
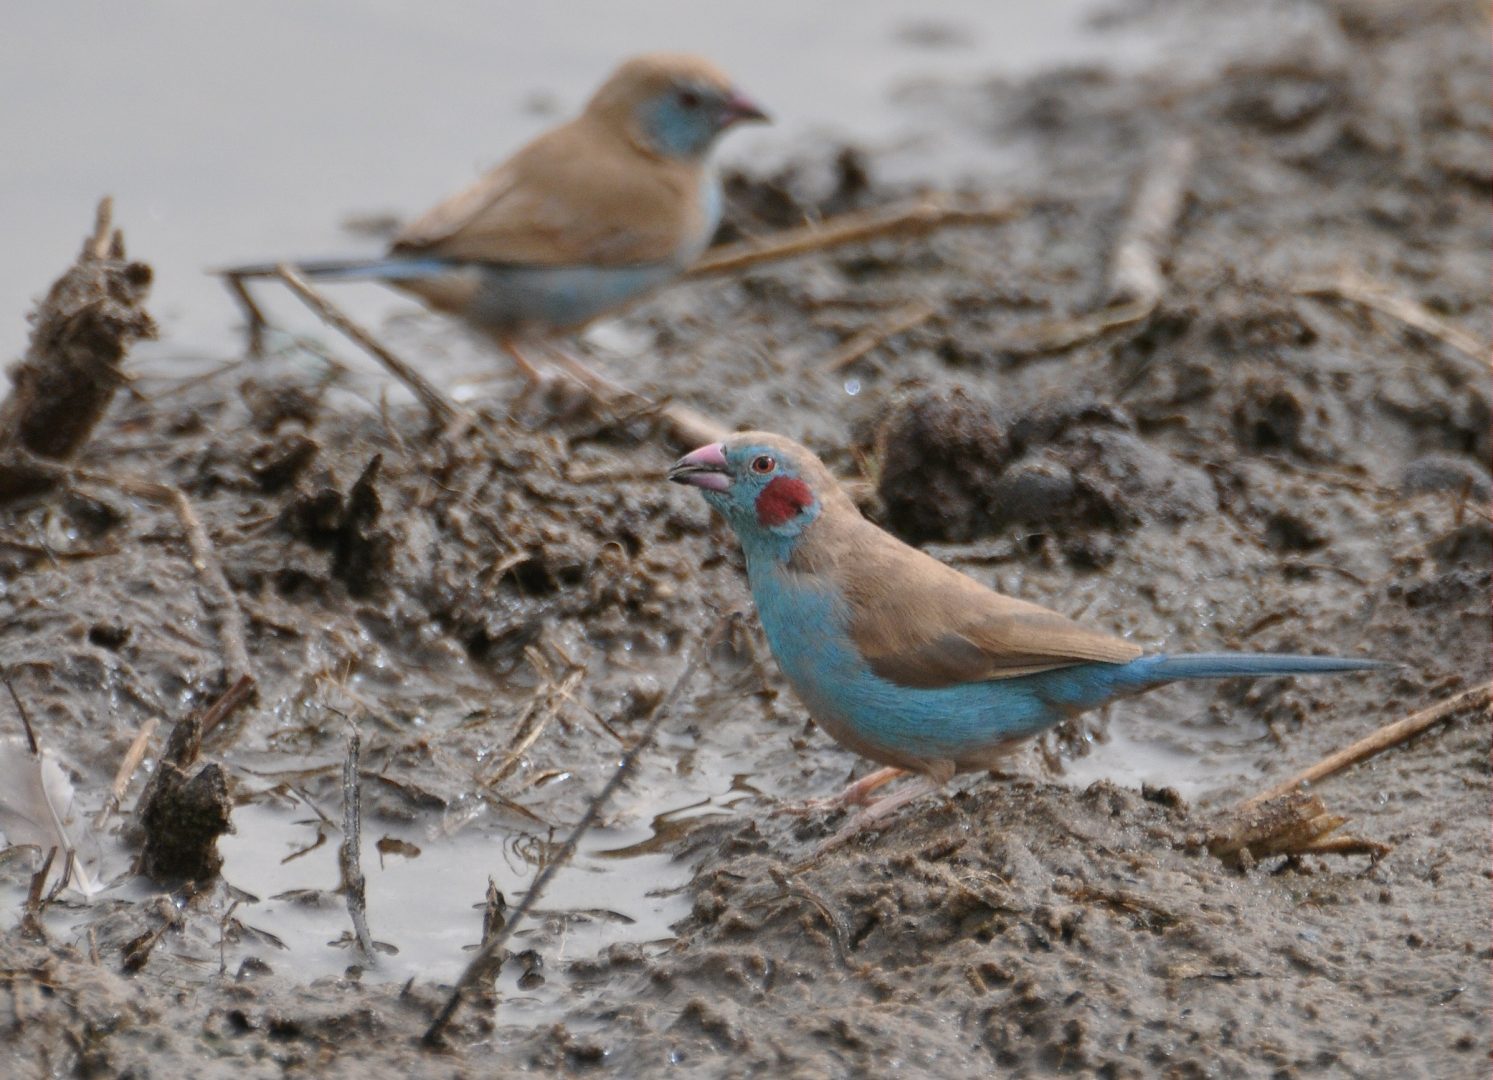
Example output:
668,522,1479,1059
217,256,454,282
1129,652,1390,685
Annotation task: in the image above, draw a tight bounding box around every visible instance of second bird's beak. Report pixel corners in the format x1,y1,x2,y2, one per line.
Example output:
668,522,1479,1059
719,91,769,127
668,443,731,491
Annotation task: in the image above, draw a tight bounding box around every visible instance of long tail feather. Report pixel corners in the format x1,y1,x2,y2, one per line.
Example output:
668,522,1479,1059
214,256,453,281
1135,652,1391,683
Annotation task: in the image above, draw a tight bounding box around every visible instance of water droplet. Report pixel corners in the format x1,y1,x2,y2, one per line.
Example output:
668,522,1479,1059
844,378,861,396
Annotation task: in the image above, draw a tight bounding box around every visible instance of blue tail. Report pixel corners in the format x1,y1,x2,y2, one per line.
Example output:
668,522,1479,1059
1130,652,1390,685
217,256,454,282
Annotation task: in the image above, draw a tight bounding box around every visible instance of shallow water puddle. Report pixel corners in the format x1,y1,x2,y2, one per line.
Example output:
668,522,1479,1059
218,798,694,1006
1052,685,1269,803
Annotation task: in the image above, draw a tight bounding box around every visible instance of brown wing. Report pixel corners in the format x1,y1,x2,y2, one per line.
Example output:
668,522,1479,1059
827,524,1142,689
391,116,705,267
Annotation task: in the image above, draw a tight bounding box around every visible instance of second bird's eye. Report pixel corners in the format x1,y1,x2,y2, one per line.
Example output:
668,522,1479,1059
750,455,776,474
677,89,701,109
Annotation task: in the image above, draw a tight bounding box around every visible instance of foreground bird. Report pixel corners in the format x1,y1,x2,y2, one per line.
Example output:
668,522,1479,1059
668,431,1387,848
226,53,766,380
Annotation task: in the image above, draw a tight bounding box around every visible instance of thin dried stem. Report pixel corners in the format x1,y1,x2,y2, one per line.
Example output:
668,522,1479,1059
482,669,585,789
274,264,465,429
821,300,938,373
1106,136,1196,308
94,716,160,829
340,724,378,966
1005,136,1194,355
688,195,1022,278
1294,271,1489,371
1238,682,1491,810
223,273,269,356
159,486,253,687
199,674,257,737
4,677,40,755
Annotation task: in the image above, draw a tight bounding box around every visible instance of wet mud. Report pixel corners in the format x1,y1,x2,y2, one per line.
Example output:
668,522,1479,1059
2,0,1490,1076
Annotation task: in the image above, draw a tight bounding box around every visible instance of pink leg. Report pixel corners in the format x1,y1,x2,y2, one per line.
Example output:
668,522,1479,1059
499,336,547,383
812,775,942,857
538,341,634,398
777,766,906,817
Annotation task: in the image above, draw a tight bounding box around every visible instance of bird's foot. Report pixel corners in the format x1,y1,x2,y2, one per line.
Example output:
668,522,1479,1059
775,766,906,818
808,775,941,859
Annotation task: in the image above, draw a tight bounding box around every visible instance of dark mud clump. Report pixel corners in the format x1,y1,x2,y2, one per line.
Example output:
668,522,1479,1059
872,387,1215,559
137,710,234,884
0,201,155,501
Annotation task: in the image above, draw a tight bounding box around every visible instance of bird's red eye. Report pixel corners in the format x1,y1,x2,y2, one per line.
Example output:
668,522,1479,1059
750,455,776,474
677,89,702,109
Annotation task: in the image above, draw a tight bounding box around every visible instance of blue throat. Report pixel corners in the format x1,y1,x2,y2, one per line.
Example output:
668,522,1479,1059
641,98,718,159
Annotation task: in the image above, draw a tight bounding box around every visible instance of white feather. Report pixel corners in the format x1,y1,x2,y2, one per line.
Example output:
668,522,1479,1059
0,736,101,896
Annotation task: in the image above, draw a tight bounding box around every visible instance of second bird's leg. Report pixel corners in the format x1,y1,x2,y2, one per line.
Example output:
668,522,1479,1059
498,336,548,383
538,341,635,399
776,766,906,817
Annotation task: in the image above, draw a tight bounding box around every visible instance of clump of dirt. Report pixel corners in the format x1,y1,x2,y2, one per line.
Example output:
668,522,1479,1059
1,0,1489,1075
0,200,155,500
870,387,1215,559
136,712,234,884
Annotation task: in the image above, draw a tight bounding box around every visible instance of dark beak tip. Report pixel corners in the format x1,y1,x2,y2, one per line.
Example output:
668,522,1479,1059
722,93,769,126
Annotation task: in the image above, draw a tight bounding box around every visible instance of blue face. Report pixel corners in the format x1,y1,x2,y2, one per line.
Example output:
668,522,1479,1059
670,440,822,553
639,81,737,159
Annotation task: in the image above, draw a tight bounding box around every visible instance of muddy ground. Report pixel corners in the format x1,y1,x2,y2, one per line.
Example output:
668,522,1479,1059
2,0,1490,1076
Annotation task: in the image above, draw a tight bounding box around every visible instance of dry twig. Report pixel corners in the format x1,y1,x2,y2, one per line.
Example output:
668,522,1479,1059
1005,136,1194,355
1238,682,1491,810
93,716,159,829
3,678,39,755
482,668,585,789
18,848,58,941
821,300,939,373
1294,271,1489,371
159,485,253,686
339,725,378,966
688,194,1022,278
1207,682,1490,865
198,674,258,738
274,265,466,430
1106,136,1197,308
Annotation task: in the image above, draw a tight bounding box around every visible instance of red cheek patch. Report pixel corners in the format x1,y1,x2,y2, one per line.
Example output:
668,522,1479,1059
755,476,814,527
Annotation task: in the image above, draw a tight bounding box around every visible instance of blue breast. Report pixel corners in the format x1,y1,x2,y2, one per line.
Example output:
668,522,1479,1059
748,563,1140,767
465,261,683,333
462,171,721,335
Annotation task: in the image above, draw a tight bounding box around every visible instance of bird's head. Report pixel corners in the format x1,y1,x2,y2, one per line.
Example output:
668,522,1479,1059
589,53,768,161
669,431,844,558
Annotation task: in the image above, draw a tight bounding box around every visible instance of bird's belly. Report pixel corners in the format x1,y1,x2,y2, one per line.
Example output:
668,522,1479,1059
752,577,1074,772
461,261,684,335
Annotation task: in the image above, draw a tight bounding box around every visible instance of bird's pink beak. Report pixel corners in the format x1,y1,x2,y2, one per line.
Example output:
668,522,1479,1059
718,90,769,127
668,442,731,491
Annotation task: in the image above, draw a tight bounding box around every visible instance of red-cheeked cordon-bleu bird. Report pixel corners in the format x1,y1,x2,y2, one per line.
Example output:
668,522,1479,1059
668,431,1388,851
226,53,766,381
